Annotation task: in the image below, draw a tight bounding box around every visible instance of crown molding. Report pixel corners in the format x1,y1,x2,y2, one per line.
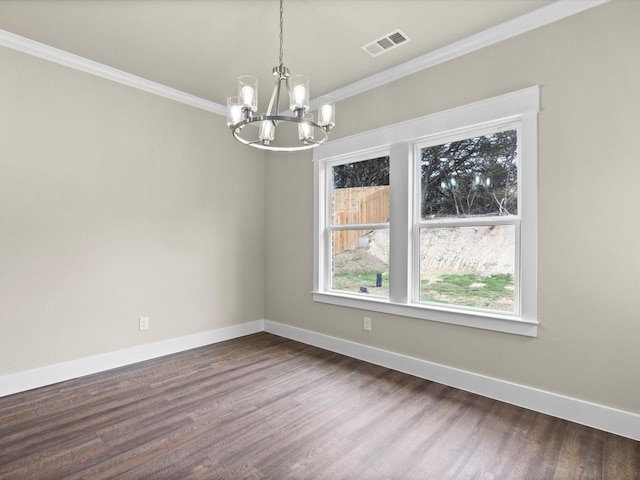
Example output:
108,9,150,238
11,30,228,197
0,0,608,115
326,0,609,103
0,28,226,115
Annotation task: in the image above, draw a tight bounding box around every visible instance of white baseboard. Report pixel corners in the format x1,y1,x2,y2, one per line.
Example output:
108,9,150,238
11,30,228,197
0,320,264,397
4,318,638,441
263,320,640,441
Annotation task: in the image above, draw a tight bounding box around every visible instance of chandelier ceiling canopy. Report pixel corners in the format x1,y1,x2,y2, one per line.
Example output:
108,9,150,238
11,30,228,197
226,0,335,152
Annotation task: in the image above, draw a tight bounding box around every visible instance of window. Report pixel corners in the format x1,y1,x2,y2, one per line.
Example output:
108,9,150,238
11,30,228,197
329,156,390,297
416,128,518,313
313,87,539,336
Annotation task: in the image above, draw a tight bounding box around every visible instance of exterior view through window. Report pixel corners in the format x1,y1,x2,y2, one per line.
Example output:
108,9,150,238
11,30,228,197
418,130,517,312
331,156,390,297
314,87,538,336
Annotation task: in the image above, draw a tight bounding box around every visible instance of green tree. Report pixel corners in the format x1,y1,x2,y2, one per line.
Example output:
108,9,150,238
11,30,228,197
420,130,517,218
333,156,390,188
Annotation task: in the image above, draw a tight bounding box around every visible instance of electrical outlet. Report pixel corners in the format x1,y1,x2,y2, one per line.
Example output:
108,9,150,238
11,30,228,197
363,317,372,331
139,316,149,331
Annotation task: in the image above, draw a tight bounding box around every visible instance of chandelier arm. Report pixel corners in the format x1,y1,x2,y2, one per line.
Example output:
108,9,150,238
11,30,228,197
265,78,282,118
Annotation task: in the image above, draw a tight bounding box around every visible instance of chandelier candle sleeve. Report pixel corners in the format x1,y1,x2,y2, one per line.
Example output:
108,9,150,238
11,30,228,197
299,113,314,141
290,75,309,112
226,97,243,127
238,75,258,112
260,120,276,143
318,96,335,128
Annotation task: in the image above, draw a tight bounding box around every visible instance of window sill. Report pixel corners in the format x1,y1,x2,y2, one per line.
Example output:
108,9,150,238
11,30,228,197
312,291,538,337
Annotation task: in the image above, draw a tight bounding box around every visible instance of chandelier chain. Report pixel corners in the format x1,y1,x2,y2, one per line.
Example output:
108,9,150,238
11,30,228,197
279,0,284,67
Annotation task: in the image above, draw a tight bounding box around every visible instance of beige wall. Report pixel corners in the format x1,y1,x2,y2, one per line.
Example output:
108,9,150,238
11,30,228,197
2,0,638,416
265,0,640,414
0,46,265,374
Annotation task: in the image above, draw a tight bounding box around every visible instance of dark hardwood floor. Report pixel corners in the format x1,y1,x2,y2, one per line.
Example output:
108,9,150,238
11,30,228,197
1,332,638,479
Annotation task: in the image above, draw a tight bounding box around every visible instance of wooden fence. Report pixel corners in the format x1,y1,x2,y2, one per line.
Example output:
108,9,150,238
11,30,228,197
333,186,390,253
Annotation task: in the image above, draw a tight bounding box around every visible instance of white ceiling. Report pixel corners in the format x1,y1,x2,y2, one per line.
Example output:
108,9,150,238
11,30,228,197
0,0,603,111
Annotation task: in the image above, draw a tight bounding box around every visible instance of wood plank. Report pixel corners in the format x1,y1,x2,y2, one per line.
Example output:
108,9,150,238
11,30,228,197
0,333,638,479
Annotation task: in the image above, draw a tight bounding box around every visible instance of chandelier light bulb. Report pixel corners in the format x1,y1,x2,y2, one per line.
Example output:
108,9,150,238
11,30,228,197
238,75,258,112
241,86,253,107
321,104,332,120
318,96,335,128
226,96,243,127
320,104,333,126
231,105,242,120
289,75,309,112
293,85,306,108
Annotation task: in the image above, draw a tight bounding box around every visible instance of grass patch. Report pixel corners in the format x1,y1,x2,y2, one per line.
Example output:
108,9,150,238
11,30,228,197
421,273,514,310
332,272,389,297
331,271,514,311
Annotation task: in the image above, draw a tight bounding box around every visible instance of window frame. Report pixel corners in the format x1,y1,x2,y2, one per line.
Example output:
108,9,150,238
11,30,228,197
325,151,391,298
313,87,539,337
412,122,521,314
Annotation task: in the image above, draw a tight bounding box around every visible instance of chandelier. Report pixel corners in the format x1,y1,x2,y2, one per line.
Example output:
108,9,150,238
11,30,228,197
226,0,335,152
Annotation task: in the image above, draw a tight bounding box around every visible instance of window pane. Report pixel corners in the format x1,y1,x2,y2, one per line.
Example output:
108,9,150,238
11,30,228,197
419,225,515,312
331,229,389,297
332,156,390,225
420,130,517,220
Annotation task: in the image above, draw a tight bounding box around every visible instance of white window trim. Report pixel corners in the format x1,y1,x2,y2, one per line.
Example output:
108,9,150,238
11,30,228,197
313,86,539,337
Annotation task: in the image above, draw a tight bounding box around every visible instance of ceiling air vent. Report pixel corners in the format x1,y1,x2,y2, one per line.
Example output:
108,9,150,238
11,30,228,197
362,29,411,57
